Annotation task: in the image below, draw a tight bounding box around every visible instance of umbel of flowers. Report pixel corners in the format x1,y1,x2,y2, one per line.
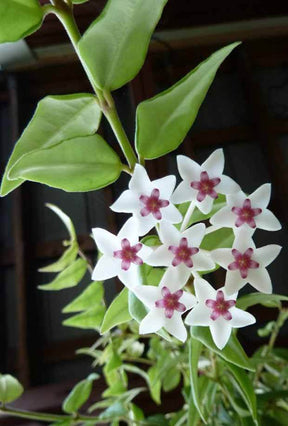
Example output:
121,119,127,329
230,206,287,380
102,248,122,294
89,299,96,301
92,149,282,349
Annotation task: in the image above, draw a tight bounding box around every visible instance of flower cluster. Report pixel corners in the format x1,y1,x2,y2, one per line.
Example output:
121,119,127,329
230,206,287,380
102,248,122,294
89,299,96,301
92,149,282,349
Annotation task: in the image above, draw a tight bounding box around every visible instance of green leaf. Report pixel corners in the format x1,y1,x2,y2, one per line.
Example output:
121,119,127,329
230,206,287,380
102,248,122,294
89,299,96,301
147,366,161,405
200,227,234,250
237,293,288,311
72,0,89,3
0,374,24,404
9,134,122,192
190,327,254,371
136,42,241,159
225,362,258,422
162,368,181,392
62,374,98,414
39,243,78,273
1,94,101,196
45,203,77,241
99,402,127,420
39,258,87,291
63,282,104,313
63,305,105,330
101,288,132,334
78,0,167,91
0,0,43,44
188,338,206,423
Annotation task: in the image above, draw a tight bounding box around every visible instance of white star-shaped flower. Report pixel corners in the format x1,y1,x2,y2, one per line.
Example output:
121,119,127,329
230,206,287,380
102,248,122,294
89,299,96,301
171,149,240,214
92,217,152,289
210,183,281,235
185,278,255,349
133,268,196,342
211,228,281,295
110,164,182,236
146,222,215,287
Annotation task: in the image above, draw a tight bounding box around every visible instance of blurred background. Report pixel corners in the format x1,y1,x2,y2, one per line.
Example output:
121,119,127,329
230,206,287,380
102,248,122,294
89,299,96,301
0,0,287,423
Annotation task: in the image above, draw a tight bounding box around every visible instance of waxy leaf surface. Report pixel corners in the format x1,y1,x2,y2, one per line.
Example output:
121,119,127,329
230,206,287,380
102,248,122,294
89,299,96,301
101,288,132,334
63,374,98,414
0,374,23,404
63,282,104,313
63,306,105,330
39,258,87,291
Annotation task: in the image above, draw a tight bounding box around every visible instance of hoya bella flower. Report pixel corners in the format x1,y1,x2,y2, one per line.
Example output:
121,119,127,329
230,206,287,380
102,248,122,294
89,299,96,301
211,229,281,295
185,278,255,349
92,217,152,289
171,149,240,214
110,164,182,236
210,184,281,234
146,222,215,287
133,268,196,342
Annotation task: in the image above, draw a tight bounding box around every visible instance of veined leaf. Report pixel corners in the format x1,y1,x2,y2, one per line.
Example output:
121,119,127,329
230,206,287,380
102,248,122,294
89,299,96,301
39,258,87,291
0,374,23,404
136,42,241,159
189,338,206,423
63,306,105,330
62,374,98,414
237,293,288,311
78,0,167,91
0,0,43,44
101,288,132,334
63,282,104,313
9,134,122,192
1,94,101,196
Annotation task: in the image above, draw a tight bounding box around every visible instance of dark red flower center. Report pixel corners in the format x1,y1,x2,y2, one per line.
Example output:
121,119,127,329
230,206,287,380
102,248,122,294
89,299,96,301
228,248,259,279
155,286,186,318
139,188,169,220
113,238,143,271
231,198,262,228
205,290,236,321
168,237,199,267
190,171,221,202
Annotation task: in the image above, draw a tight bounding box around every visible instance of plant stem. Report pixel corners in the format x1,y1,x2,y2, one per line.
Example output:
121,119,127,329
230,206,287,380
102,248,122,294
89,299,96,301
180,201,195,232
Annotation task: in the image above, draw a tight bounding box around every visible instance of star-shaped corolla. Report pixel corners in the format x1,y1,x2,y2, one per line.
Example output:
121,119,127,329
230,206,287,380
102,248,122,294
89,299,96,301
92,217,152,289
211,229,281,295
110,164,182,236
146,222,215,287
185,278,255,349
171,149,240,214
133,268,196,342
210,184,281,234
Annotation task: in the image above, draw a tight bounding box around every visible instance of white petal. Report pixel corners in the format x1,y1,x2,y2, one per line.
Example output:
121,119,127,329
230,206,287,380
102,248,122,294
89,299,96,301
171,181,195,204
210,318,232,349
160,266,189,291
225,270,245,295
139,309,164,334
195,196,214,214
184,223,206,247
118,217,139,244
134,214,156,236
185,304,211,326
159,221,180,246
139,244,154,262
92,256,120,281
153,175,176,200
211,248,233,269
194,278,216,302
226,191,246,207
110,190,139,213
250,183,271,209
254,245,282,267
201,149,224,177
192,250,215,272
146,245,172,267
129,164,151,193
230,308,256,328
92,228,119,255
210,206,236,227
233,228,255,251
164,313,187,342
180,292,197,311
161,204,183,224
221,286,238,301
118,264,142,289
177,155,201,182
216,175,240,195
133,285,161,310
247,268,272,293
255,209,282,231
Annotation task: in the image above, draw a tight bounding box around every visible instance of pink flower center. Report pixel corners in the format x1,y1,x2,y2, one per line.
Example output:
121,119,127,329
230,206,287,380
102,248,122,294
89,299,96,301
139,188,169,220
168,237,199,267
155,286,186,319
231,198,262,228
190,171,221,202
113,238,143,271
228,248,259,279
205,290,236,321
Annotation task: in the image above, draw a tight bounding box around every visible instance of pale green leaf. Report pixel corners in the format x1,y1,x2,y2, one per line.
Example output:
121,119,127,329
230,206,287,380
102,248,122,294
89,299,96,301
101,288,131,334
0,374,24,404
39,243,78,273
1,94,101,196
63,282,104,313
9,134,122,192
39,258,87,291
63,306,105,330
45,203,77,241
136,42,241,159
237,293,288,311
78,0,167,90
0,0,43,44
188,338,206,423
62,374,98,414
